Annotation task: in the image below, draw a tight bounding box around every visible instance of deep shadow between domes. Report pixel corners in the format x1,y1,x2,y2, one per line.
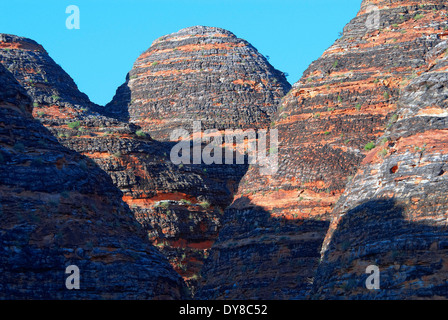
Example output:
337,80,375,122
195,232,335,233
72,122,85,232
312,198,448,300
196,196,330,300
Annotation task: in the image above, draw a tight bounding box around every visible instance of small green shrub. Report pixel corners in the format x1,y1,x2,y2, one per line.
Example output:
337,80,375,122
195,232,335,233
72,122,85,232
180,199,192,205
414,13,424,20
67,121,81,129
199,201,211,209
390,114,398,123
364,142,376,151
135,130,146,137
159,202,169,209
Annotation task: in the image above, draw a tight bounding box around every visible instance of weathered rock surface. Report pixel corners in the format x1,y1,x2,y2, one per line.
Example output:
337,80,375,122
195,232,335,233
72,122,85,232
313,40,448,299
0,63,186,299
197,0,448,299
0,33,101,119
1,31,279,291
106,26,291,141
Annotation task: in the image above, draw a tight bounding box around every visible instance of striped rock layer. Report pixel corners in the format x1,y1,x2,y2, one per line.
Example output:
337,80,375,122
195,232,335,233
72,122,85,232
0,63,186,299
0,33,244,290
197,0,448,299
313,40,448,299
0,30,286,291
0,33,100,120
106,26,291,141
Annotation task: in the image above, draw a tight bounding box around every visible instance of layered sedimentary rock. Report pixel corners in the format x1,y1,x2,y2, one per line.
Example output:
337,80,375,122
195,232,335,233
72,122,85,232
0,30,285,290
313,40,448,299
0,64,186,299
0,34,240,289
198,0,448,299
106,26,291,141
0,33,100,119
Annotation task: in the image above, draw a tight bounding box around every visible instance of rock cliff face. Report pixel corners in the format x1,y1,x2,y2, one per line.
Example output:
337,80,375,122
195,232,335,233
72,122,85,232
3,0,447,300
0,33,100,119
198,0,448,299
106,26,291,141
0,33,242,289
313,40,448,299
0,64,186,299
0,30,286,291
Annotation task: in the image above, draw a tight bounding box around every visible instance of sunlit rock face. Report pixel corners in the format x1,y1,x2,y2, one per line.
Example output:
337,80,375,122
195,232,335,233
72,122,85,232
0,29,288,291
197,0,448,300
313,40,448,300
105,26,291,141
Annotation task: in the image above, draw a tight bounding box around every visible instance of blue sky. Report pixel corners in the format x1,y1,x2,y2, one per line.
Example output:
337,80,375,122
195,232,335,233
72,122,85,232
0,0,361,105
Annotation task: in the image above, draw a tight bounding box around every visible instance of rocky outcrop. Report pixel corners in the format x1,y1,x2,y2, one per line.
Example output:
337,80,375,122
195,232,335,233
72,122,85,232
0,33,240,290
0,64,186,299
1,30,282,291
313,40,448,299
197,0,448,299
106,26,291,141
0,33,100,119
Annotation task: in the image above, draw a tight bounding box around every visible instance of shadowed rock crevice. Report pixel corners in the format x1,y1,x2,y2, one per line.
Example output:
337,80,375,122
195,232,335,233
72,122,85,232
197,0,448,300
312,38,448,300
197,197,329,300
0,30,269,288
313,199,448,300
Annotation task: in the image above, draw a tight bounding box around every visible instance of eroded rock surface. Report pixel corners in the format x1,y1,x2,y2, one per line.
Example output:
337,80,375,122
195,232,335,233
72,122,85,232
0,30,284,290
198,0,448,299
106,26,291,141
313,40,448,299
0,63,186,299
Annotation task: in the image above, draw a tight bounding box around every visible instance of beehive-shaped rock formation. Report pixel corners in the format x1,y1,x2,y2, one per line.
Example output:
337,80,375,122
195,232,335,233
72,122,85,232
106,26,291,140
313,39,448,299
198,0,448,299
